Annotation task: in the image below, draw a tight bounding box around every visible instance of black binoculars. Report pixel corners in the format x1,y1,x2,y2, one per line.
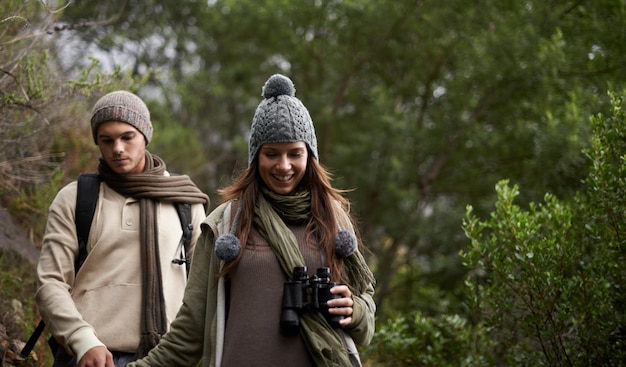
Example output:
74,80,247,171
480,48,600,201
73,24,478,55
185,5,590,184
280,266,343,333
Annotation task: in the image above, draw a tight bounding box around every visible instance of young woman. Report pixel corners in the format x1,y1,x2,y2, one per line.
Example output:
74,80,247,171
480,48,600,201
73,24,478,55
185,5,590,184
128,74,376,367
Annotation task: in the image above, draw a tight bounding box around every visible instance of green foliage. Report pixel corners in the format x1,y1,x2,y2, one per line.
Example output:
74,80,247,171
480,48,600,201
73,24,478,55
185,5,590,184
1,1,144,241
7,170,66,237
3,0,626,364
585,92,626,246
579,91,626,363
462,182,580,365
55,0,626,327
0,249,37,338
65,58,150,97
0,248,51,366
363,311,491,367
379,260,466,318
461,91,626,365
147,101,208,183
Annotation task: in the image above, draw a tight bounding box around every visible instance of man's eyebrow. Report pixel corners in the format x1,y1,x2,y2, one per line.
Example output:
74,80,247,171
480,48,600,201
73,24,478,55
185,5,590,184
98,130,137,137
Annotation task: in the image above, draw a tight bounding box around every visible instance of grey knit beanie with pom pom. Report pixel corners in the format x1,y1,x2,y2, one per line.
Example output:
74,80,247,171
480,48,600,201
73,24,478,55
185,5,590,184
248,74,318,165
213,74,358,263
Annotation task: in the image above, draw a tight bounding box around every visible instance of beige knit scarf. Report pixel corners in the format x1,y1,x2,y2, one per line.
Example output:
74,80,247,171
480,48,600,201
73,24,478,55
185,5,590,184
98,152,209,359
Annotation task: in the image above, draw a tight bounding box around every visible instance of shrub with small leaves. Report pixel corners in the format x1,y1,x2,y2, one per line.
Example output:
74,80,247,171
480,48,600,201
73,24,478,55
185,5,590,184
362,311,491,367
461,91,626,366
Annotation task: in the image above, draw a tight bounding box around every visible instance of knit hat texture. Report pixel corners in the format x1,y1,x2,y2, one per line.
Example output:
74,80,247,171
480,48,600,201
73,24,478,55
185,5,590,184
248,74,318,165
90,91,153,145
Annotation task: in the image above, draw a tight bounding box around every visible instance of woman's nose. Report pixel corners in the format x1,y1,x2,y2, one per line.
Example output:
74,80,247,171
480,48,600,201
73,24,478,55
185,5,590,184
276,154,290,169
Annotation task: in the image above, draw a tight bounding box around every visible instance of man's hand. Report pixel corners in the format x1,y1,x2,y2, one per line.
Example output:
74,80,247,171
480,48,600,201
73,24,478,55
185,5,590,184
78,346,114,367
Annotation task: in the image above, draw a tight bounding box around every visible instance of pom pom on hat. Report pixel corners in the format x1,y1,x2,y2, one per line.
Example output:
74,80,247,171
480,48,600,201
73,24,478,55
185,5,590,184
335,230,357,258
215,233,241,262
262,74,296,99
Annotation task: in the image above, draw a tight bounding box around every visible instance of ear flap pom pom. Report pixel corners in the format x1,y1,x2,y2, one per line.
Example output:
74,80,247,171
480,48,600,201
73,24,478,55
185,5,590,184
215,233,241,262
335,229,357,258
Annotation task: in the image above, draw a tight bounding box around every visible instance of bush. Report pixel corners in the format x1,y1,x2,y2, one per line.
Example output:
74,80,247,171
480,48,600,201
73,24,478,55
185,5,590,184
461,91,626,366
362,311,491,367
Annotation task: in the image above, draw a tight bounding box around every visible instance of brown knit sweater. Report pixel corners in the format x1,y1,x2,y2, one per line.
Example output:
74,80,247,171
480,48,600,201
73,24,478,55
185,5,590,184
220,223,321,367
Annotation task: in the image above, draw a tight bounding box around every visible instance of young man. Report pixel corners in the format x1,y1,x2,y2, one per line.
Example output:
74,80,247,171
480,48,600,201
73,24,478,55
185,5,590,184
35,91,210,367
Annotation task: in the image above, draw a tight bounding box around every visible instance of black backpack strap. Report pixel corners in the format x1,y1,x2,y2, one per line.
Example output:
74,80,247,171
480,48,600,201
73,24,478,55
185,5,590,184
74,173,101,273
21,173,101,358
20,319,45,357
172,202,193,275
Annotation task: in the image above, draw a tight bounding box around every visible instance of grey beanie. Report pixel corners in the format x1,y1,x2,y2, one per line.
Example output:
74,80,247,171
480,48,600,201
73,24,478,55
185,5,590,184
90,90,153,145
248,74,318,165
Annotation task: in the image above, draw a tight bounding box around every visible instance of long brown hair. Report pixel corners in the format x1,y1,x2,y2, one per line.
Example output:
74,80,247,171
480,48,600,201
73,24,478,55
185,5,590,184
217,153,361,286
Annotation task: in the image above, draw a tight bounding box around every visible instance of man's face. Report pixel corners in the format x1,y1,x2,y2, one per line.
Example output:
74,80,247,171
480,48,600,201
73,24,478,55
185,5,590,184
96,121,147,174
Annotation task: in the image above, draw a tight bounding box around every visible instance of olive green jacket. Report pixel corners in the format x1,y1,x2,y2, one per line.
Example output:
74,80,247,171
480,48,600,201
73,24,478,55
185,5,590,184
128,202,376,367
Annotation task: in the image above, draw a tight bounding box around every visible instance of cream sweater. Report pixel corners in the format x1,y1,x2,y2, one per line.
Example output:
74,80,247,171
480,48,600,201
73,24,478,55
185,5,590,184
35,179,206,361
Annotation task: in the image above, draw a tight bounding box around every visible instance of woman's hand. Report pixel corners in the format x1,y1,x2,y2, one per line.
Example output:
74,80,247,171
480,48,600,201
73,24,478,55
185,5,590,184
327,285,354,326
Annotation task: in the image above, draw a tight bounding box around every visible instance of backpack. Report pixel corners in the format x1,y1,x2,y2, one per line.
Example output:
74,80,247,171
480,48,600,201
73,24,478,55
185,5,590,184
20,173,194,357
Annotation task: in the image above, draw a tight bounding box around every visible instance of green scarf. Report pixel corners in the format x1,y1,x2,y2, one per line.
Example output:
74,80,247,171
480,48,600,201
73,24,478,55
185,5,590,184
253,188,373,367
